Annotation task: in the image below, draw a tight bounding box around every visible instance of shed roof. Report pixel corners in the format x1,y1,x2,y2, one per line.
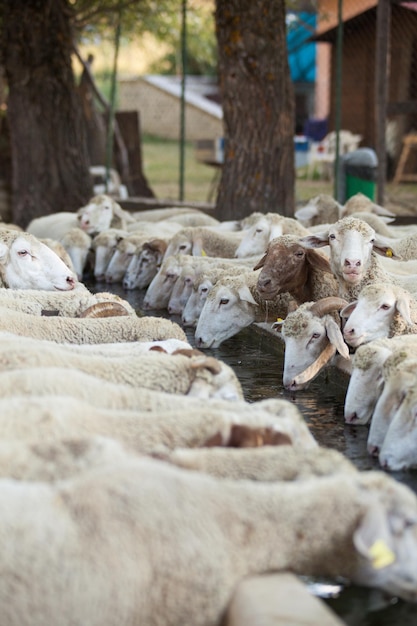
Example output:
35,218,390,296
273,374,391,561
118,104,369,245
120,74,223,120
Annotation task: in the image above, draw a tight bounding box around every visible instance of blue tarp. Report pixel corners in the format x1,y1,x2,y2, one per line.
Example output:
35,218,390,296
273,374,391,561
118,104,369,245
286,12,316,83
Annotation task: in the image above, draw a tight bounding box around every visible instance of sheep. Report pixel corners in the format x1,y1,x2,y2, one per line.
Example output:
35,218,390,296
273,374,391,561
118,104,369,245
123,238,168,290
142,254,254,311
195,269,294,349
0,392,318,459
295,194,345,227
39,237,76,274
366,353,417,461
0,460,416,626
0,435,356,485
90,228,128,280
341,283,417,348
299,216,417,300
160,444,357,482
104,232,152,284
182,264,249,327
162,226,245,260
295,193,394,229
0,305,187,343
59,227,92,280
131,206,206,222
274,297,351,391
254,234,339,304
0,229,77,290
379,381,417,471
343,335,417,425
26,194,137,240
0,288,136,317
234,212,310,258
0,343,244,400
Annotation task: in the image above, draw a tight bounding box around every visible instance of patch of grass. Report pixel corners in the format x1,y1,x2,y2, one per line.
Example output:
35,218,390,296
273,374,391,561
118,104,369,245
141,135,417,214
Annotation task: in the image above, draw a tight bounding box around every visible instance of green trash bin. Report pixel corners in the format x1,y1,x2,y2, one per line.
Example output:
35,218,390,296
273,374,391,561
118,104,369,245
340,148,378,203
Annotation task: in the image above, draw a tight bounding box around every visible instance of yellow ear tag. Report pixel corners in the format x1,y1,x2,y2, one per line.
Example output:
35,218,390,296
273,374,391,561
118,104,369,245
276,317,284,323
386,248,393,258
201,249,207,257
368,539,396,569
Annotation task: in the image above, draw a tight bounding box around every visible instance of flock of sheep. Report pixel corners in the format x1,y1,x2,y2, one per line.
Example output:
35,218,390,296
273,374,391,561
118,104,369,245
0,191,417,623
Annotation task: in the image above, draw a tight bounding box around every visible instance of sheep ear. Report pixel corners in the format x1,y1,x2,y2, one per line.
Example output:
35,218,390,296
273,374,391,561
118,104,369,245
340,301,357,319
305,249,332,274
299,232,329,249
372,235,401,259
353,503,395,568
325,317,350,359
269,223,283,240
113,201,136,223
238,285,258,305
191,236,204,256
0,241,9,263
396,295,413,325
190,355,222,375
253,252,267,271
294,204,319,222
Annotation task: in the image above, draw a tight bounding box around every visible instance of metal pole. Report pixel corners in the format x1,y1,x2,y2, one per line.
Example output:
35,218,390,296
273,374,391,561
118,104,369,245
375,0,391,205
179,0,187,202
105,6,122,193
333,0,343,199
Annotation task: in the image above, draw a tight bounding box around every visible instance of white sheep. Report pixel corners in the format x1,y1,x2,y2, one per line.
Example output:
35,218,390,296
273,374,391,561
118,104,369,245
0,435,355,485
161,444,356,482
275,297,351,391
163,226,245,260
0,460,416,626
26,194,137,239
90,228,128,280
295,193,394,229
0,305,187,343
0,288,135,317
341,282,417,348
123,238,169,290
300,216,417,300
379,381,417,471
367,352,417,459
59,227,92,280
104,232,152,284
234,212,310,258
0,391,318,457
343,335,417,425
182,264,248,327
0,343,244,401
195,269,294,349
0,229,77,291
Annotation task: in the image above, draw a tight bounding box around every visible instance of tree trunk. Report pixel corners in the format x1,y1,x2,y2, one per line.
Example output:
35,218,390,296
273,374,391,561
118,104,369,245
2,0,92,228
214,0,295,220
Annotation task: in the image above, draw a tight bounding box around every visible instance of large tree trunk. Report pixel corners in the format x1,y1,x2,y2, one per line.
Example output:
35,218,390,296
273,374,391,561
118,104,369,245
215,0,295,220
2,0,92,228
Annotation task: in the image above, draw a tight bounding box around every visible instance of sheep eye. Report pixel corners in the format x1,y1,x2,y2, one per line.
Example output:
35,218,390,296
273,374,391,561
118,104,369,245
219,298,229,305
295,250,304,257
17,250,29,257
179,245,187,251
255,228,263,234
380,303,391,310
329,234,336,240
201,287,208,293
311,332,320,339
370,238,375,243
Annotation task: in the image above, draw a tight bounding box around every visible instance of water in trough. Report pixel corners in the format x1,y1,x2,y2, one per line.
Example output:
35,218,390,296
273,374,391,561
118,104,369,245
89,280,417,625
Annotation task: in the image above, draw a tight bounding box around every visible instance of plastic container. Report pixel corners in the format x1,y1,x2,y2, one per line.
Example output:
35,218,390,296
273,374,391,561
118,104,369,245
338,148,378,203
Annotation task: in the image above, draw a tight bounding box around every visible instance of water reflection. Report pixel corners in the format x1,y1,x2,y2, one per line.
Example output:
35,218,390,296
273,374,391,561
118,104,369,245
90,281,417,623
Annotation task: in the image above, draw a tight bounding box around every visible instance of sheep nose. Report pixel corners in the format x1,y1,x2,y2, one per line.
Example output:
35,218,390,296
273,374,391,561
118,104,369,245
196,336,203,347
343,326,354,336
257,277,271,290
345,411,358,423
66,276,76,288
368,444,379,457
344,258,361,267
